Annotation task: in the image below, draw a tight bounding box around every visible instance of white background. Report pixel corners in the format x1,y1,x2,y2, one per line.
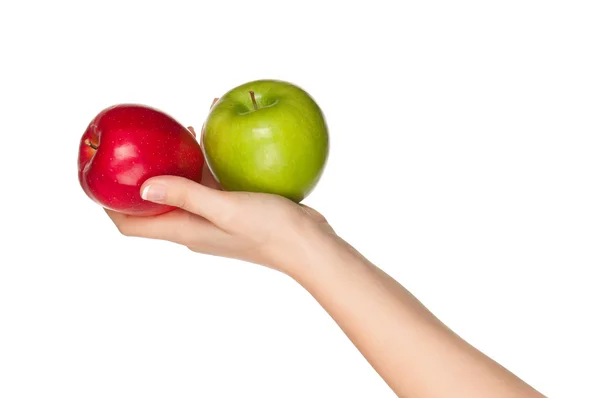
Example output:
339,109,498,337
1,1,598,397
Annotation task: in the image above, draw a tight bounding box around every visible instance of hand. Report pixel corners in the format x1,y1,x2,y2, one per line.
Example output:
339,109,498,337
106,171,331,272
105,119,334,272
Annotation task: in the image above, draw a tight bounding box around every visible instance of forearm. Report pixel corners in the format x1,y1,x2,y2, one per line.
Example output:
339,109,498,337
284,232,544,397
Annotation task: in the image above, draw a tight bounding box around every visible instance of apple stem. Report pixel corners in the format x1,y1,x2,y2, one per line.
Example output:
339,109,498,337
84,139,98,150
249,91,259,110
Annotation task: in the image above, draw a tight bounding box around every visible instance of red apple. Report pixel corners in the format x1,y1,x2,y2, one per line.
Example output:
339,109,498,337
78,104,204,216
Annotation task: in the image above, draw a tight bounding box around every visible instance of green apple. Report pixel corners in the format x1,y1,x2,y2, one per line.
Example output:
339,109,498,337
202,79,329,202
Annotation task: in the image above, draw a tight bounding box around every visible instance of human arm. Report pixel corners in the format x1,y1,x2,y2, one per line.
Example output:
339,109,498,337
106,173,545,397
279,224,545,397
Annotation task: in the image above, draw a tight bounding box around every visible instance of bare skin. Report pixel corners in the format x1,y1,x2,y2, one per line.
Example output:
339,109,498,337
105,103,546,398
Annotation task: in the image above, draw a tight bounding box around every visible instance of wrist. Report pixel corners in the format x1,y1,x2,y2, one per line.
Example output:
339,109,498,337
267,219,350,281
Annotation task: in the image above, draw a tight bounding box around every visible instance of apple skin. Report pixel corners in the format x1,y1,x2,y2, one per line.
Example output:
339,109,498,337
78,104,204,216
202,79,329,202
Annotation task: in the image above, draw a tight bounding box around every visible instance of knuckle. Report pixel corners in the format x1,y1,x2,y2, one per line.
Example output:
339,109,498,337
187,245,205,255
173,212,195,244
210,192,239,226
217,207,237,226
169,189,188,210
217,200,242,226
171,181,193,211
116,223,134,237
176,192,189,210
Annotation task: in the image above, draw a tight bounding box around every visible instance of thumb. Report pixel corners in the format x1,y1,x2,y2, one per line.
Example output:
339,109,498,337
140,176,235,225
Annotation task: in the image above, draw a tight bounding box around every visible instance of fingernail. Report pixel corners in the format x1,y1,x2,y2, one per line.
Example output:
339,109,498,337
141,184,167,202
